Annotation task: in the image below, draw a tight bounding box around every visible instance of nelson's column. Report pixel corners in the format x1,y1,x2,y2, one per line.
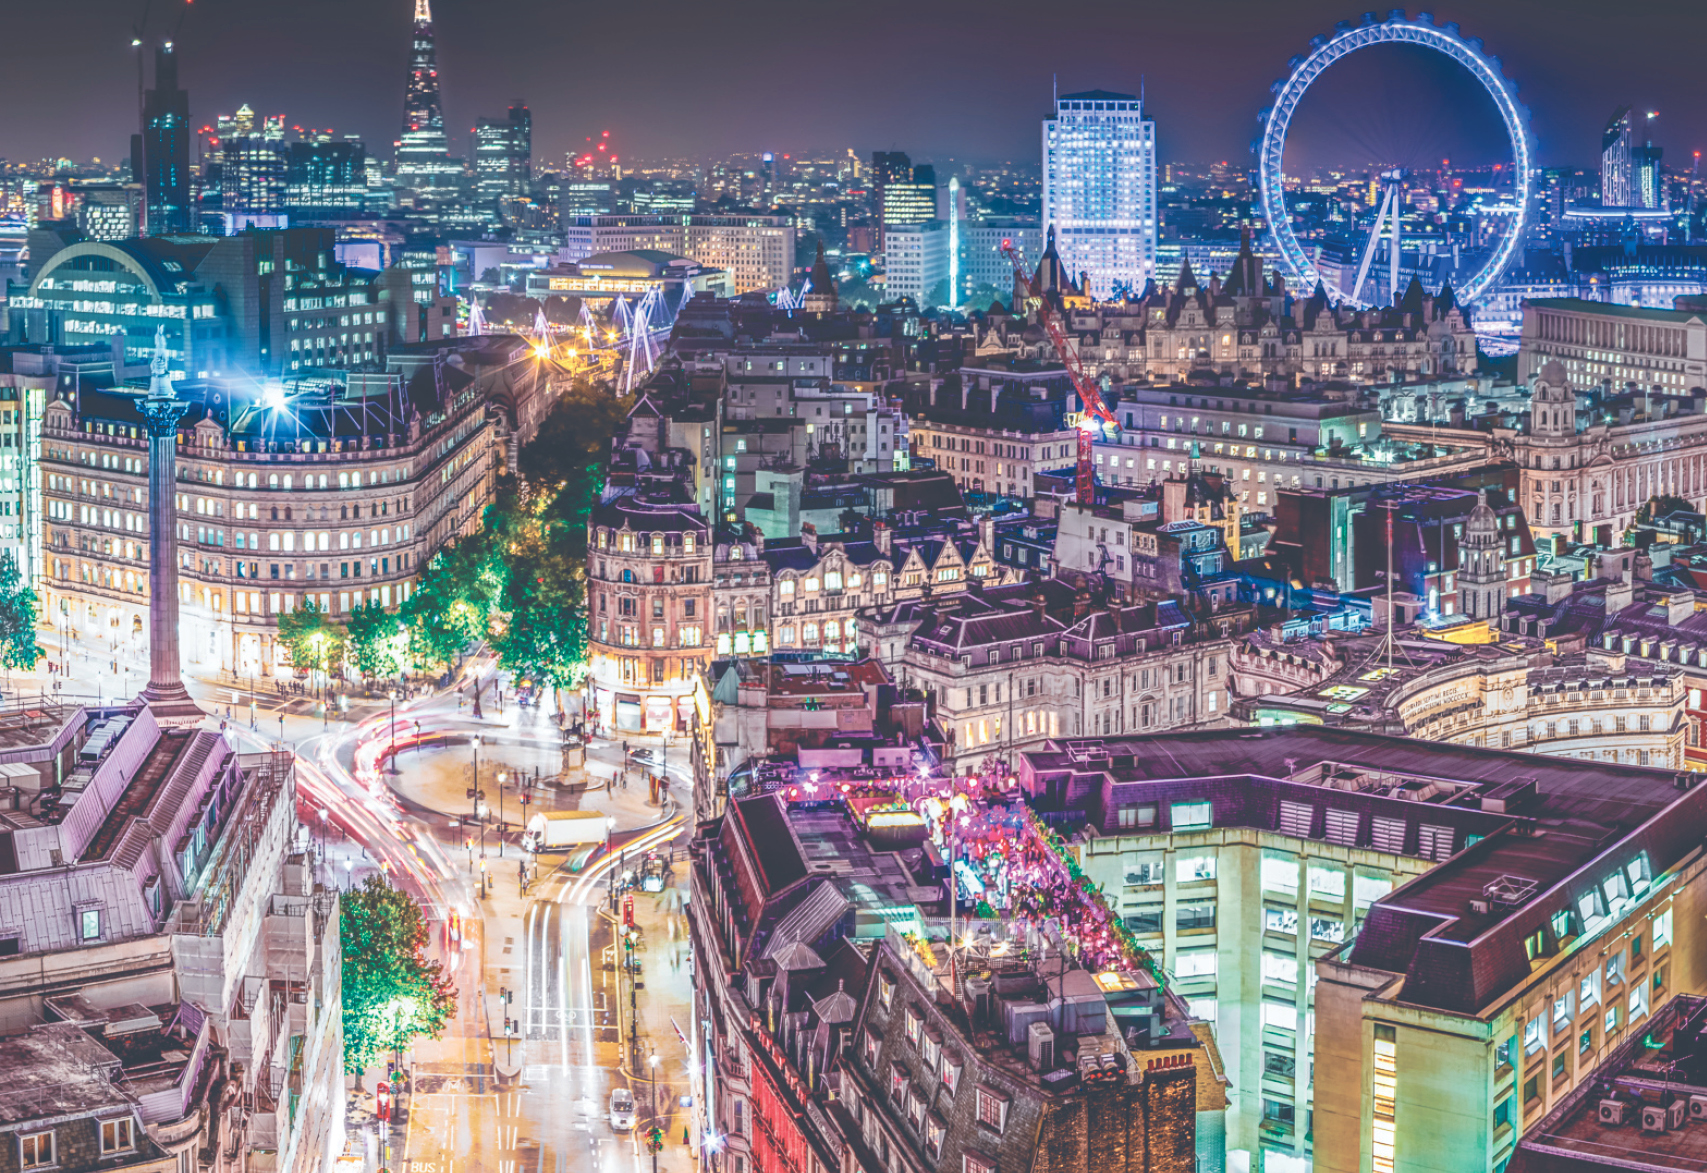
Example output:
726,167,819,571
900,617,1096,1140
136,326,204,722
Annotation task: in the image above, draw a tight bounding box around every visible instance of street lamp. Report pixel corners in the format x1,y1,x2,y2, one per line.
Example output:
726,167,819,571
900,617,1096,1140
497,771,507,858
649,1051,660,1120
606,815,618,909
471,734,487,883
387,690,400,774
343,857,353,891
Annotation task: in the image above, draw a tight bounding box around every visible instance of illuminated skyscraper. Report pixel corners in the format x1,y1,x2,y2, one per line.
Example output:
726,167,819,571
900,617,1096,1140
1041,89,1156,298
133,44,192,236
395,0,460,193
1601,106,1634,207
475,103,532,222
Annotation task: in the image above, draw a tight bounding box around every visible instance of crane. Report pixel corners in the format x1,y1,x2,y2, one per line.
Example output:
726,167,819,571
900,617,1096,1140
1000,239,1118,506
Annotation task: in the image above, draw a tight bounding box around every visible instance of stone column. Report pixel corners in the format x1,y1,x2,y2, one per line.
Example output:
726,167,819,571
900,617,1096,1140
136,392,200,721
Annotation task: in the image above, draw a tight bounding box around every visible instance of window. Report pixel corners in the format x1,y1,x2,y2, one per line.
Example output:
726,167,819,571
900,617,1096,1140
1176,904,1216,932
79,907,101,940
101,1117,135,1154
19,1132,53,1170
1117,803,1157,830
1124,860,1164,885
1308,865,1346,900
1655,908,1673,948
1262,1099,1295,1127
1262,856,1299,892
1175,855,1215,882
1262,1002,1298,1031
1175,948,1217,977
1262,952,1299,985
1172,801,1212,830
974,1086,1008,1133
1264,1050,1297,1079
1523,1074,1540,1106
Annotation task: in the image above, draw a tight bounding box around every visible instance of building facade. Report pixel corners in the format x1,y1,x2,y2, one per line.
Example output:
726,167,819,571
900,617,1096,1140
1042,90,1157,298
0,704,343,1173
1020,727,1707,1173
39,336,530,677
1516,297,1706,392
586,492,713,735
561,214,796,295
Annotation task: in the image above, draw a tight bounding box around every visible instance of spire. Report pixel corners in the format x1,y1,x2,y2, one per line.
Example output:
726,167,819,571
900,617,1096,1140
414,0,431,20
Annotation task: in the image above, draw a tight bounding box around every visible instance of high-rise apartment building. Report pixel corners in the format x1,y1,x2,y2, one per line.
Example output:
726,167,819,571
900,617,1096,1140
133,44,192,236
1042,89,1157,298
883,221,951,307
221,111,289,224
285,135,370,221
1601,107,1634,208
475,103,532,221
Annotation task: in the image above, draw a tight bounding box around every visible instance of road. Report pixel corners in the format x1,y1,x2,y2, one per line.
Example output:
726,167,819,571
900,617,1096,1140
36,621,701,1172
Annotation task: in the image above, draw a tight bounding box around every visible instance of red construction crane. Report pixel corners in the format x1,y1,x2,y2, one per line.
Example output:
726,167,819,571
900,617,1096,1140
1001,240,1117,506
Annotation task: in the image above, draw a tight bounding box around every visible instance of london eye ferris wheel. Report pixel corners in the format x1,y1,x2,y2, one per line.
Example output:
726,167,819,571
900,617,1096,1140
1254,11,1533,310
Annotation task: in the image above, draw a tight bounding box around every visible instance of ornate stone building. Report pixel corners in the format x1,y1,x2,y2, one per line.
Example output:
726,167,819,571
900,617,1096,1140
586,491,712,735
1488,359,1707,543
977,231,1479,387
39,336,535,678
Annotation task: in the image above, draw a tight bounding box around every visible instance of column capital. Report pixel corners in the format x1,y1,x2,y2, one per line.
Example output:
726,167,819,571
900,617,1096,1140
138,397,190,437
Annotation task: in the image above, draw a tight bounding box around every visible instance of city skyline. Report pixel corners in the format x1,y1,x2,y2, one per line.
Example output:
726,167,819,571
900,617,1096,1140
3,0,1703,174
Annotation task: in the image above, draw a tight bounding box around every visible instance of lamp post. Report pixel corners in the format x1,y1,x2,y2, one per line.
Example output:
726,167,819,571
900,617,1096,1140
649,1051,660,1120
497,771,507,857
471,735,484,881
387,690,399,774
607,816,618,910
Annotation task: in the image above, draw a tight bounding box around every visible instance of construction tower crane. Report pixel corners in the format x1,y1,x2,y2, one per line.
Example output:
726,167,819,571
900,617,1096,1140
1000,239,1118,506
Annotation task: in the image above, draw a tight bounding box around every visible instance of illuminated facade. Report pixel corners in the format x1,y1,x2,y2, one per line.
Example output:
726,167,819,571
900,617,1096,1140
1042,90,1157,298
1493,356,1707,543
586,496,712,735
561,214,796,295
38,336,529,678
1021,727,1707,1173
137,44,192,236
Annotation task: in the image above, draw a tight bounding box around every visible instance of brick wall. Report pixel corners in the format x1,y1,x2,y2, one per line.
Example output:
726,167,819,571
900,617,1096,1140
1033,1059,1196,1173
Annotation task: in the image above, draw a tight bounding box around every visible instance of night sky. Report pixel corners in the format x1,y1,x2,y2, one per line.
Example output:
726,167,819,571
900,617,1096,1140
9,0,1704,174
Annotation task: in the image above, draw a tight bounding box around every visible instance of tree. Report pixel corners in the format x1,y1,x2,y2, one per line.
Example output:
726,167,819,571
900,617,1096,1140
0,551,43,672
275,598,342,680
346,600,402,681
339,874,456,1074
400,534,501,671
1636,494,1694,526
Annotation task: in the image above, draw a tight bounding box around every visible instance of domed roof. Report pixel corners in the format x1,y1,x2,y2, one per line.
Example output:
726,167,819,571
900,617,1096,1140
1465,489,1499,535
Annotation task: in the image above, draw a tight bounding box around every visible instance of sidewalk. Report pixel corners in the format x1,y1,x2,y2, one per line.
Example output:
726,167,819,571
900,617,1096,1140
617,874,701,1168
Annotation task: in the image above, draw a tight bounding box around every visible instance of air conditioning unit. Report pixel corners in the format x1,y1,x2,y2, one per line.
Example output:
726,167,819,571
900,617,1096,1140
1669,1099,1688,1129
1599,1099,1627,1125
1689,1094,1707,1120
1641,1104,1668,1133
1028,1021,1055,1073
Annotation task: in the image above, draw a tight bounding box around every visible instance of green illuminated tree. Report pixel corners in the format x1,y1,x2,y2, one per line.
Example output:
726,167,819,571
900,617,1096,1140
339,874,457,1074
0,551,43,673
274,598,343,680
400,535,502,671
345,600,402,682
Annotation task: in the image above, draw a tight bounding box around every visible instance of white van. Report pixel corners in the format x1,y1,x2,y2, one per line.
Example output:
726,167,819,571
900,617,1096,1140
609,1086,636,1131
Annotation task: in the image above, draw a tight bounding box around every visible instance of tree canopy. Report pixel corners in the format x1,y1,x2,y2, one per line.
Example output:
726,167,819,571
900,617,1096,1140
398,380,630,686
339,875,457,1074
0,551,42,672
275,598,342,676
346,600,403,681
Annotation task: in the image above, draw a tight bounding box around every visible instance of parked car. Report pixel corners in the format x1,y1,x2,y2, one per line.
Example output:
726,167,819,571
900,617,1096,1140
609,1087,636,1131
